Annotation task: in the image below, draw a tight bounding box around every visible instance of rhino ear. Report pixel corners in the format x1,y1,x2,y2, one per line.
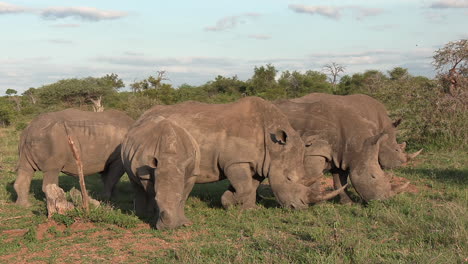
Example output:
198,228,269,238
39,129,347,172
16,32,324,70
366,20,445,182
366,133,388,147
147,156,158,168
270,129,288,145
303,137,332,161
393,118,402,128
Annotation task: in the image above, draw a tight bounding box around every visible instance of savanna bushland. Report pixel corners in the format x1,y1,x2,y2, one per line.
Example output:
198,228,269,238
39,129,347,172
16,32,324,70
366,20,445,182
0,40,466,263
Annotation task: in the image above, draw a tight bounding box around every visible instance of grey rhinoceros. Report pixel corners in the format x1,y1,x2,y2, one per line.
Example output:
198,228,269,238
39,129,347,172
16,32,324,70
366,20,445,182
274,99,410,203
14,108,134,206
121,97,345,229
291,93,421,169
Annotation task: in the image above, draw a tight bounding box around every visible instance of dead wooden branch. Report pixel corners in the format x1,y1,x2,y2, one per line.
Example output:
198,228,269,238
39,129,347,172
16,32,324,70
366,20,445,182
45,184,75,218
67,134,90,213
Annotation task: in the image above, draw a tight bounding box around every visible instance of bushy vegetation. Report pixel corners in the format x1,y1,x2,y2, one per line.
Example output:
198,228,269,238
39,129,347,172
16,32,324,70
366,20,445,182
1,40,466,149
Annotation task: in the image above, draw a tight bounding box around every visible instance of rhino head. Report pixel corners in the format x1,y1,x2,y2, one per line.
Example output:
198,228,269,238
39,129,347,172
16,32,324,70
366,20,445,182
378,119,422,169
349,133,410,201
264,128,346,209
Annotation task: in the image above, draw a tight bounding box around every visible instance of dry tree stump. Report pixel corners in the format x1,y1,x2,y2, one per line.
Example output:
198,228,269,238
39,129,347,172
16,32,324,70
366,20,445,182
45,184,74,218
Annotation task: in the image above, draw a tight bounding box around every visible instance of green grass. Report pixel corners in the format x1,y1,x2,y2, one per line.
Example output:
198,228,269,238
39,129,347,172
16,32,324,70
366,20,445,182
0,127,467,263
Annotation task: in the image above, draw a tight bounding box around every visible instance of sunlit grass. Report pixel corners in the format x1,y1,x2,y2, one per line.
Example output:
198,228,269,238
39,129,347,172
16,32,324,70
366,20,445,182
0,127,466,263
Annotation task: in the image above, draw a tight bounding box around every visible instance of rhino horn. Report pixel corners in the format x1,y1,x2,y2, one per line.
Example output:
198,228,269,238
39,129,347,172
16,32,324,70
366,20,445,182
308,183,348,203
391,181,410,194
407,149,423,161
399,142,407,151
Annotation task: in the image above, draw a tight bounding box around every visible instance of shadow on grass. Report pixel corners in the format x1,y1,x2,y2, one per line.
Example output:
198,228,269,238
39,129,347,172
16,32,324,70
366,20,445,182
5,173,135,211
189,180,284,209
398,167,468,186
189,180,228,208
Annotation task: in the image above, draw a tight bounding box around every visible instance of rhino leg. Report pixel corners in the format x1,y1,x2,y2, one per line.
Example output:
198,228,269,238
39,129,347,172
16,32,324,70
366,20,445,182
131,180,155,217
42,170,60,194
14,167,35,207
332,171,353,204
221,163,258,210
101,160,125,200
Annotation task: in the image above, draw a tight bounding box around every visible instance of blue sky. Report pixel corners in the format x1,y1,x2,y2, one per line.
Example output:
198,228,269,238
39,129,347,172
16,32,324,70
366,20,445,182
1,0,467,94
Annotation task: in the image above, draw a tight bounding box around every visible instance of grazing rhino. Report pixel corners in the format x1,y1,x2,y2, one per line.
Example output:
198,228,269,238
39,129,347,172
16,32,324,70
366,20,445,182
121,116,200,229
274,99,410,203
14,109,134,206
121,97,345,229
291,93,421,169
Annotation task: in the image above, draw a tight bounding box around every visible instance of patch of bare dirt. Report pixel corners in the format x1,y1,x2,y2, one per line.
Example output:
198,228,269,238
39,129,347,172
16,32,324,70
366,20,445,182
0,219,195,263
1,228,28,243
319,177,334,191
36,220,67,240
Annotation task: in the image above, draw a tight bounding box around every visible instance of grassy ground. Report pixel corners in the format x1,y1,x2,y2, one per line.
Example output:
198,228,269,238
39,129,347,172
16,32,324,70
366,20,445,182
0,127,466,263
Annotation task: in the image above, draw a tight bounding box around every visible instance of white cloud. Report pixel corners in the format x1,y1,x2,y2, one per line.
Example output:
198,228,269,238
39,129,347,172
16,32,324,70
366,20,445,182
50,23,80,28
289,4,385,20
368,24,399,31
355,7,384,20
205,13,260,32
0,1,27,14
41,6,127,21
248,34,271,40
48,39,73,44
289,5,341,19
424,11,448,22
0,2,127,21
430,0,468,8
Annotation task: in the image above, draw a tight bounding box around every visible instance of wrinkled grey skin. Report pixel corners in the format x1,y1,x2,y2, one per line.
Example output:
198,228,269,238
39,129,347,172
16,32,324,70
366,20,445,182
292,93,421,169
275,99,409,203
14,109,134,206
122,97,345,229
122,116,200,230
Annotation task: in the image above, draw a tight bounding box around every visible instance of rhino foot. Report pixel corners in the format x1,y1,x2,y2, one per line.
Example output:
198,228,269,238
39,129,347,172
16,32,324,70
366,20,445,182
15,199,32,207
221,190,258,210
221,190,236,209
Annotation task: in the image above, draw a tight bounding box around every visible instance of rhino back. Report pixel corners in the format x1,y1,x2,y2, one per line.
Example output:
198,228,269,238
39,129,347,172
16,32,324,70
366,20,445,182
139,97,297,182
294,93,393,131
276,100,375,170
18,109,134,176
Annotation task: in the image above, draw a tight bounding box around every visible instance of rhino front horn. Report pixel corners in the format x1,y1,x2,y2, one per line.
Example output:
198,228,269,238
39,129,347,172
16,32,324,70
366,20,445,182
407,149,423,161
391,182,410,194
308,183,348,203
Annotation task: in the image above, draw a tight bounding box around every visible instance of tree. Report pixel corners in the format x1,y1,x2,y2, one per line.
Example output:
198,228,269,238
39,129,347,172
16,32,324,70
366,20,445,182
388,67,409,81
86,73,124,111
205,75,247,96
5,88,21,111
130,72,177,105
278,70,333,97
433,39,467,96
6,88,17,96
131,71,169,93
323,62,346,89
37,74,124,111
23,87,38,104
0,97,15,126
248,64,286,99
